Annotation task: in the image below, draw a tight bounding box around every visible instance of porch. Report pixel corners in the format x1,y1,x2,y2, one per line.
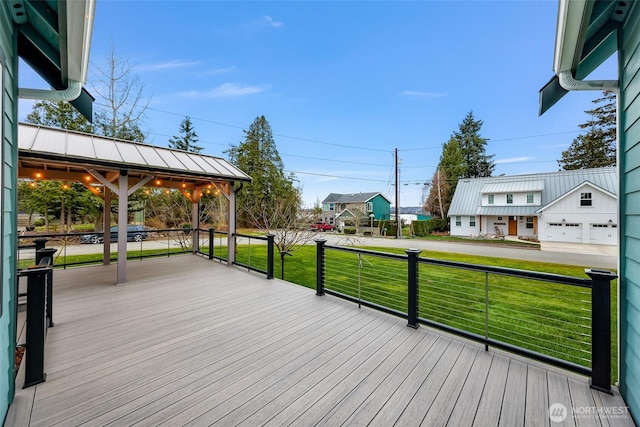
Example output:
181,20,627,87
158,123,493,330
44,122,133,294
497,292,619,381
7,255,633,426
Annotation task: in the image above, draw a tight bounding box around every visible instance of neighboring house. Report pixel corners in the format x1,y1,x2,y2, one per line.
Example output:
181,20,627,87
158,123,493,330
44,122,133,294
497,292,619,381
321,192,391,228
448,168,617,245
0,0,95,421
540,0,639,419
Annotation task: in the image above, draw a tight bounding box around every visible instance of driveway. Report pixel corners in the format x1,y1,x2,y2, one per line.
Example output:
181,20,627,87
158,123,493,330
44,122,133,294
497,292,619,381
318,234,618,270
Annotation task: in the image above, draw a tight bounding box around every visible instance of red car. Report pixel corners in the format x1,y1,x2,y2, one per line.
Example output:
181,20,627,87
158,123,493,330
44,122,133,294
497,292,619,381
310,221,333,232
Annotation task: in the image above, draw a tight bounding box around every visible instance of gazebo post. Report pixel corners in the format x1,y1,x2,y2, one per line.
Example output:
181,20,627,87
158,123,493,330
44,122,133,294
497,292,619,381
117,171,128,284
103,187,111,265
191,189,200,253
228,182,236,265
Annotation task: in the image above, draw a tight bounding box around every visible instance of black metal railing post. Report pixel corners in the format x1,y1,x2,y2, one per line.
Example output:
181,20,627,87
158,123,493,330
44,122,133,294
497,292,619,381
316,239,326,296
21,266,51,387
36,248,57,327
267,233,275,279
208,228,215,260
586,268,617,394
406,249,422,329
34,238,48,252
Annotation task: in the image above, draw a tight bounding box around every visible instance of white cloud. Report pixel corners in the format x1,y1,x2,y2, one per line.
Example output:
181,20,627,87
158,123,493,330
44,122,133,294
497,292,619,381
138,60,200,71
242,15,284,32
200,66,236,76
262,15,283,28
402,91,447,98
494,156,534,164
180,83,270,98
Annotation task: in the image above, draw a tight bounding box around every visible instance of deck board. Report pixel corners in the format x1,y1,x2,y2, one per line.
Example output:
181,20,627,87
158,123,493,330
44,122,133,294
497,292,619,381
6,255,634,427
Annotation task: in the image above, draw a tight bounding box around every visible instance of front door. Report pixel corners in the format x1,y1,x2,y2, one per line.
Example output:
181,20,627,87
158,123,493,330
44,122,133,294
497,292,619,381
508,217,517,235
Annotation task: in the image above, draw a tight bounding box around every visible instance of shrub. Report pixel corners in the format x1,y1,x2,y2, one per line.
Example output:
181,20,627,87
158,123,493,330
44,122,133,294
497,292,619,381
33,218,45,227
343,227,357,235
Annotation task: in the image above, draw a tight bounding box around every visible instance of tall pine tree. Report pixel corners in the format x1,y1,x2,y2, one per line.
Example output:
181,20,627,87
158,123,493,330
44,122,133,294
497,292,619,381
453,111,494,178
168,117,203,153
558,91,616,170
225,116,299,227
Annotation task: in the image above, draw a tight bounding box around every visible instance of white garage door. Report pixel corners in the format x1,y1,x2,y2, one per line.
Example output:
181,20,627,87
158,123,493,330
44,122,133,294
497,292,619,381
545,222,583,243
589,223,617,245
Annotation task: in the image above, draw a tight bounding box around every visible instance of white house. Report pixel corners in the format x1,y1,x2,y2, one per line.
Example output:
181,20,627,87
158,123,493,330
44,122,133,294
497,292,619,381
448,167,617,245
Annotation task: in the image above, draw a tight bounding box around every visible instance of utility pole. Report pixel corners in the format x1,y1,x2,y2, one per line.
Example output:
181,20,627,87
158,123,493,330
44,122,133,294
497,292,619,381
395,148,401,239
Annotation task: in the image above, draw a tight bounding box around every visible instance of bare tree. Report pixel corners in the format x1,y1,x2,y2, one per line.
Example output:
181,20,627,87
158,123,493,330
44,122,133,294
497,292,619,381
91,45,150,141
244,192,319,255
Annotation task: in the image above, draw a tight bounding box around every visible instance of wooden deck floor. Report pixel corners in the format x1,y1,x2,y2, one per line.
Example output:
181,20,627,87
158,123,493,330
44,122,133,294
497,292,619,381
7,255,635,426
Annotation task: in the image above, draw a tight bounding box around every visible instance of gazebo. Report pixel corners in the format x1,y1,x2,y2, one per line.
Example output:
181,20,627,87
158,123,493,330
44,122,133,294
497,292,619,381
18,122,252,284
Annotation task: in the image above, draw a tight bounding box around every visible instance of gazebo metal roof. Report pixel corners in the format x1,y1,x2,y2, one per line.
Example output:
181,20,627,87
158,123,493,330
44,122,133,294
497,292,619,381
18,123,251,189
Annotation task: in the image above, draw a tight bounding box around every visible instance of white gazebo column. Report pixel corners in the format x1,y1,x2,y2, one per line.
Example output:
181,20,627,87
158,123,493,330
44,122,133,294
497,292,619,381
117,171,128,284
103,187,111,265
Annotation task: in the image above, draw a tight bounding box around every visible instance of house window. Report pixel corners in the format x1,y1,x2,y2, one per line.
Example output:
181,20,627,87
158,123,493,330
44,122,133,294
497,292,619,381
329,217,334,224
526,217,534,229
366,202,373,212
580,192,592,206
455,216,461,227
469,216,476,227
497,216,503,220
488,194,494,204
527,193,534,204
506,194,513,204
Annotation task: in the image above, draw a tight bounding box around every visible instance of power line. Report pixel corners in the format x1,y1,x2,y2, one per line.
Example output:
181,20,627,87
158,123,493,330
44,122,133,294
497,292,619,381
148,106,392,153
398,130,581,152
286,170,390,183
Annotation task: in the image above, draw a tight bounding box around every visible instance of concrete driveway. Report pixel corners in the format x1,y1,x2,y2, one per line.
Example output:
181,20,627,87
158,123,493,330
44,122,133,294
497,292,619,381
318,233,618,270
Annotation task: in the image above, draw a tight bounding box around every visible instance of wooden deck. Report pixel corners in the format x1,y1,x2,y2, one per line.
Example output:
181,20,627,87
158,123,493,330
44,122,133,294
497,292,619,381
7,255,635,426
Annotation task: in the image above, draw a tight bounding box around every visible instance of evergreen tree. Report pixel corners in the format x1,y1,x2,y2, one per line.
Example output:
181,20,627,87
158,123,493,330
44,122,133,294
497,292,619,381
225,116,300,227
558,91,616,170
26,100,93,133
168,117,203,152
452,111,494,178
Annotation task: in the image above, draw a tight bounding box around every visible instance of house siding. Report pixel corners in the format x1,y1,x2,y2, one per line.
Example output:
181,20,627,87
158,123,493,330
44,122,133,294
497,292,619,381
370,194,390,220
621,1,640,419
0,1,17,421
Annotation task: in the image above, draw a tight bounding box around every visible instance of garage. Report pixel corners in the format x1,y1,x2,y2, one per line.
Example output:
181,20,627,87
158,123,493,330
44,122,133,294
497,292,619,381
545,222,583,243
589,223,617,245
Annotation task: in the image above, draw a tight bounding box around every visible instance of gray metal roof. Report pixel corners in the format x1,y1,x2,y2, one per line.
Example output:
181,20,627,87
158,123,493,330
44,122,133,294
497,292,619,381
476,206,539,216
448,167,617,216
322,192,390,204
481,180,545,194
18,123,251,183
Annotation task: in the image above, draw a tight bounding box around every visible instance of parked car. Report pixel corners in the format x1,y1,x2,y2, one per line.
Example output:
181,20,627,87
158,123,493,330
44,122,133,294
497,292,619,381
309,221,333,232
80,225,148,244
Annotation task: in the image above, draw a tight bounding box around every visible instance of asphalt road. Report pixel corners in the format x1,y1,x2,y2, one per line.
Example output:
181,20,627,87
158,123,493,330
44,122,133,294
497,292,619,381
317,233,618,270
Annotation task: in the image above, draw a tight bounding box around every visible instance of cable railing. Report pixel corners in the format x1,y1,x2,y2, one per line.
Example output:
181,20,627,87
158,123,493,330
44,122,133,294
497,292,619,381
201,228,229,262
233,232,274,279
315,239,616,393
17,228,195,269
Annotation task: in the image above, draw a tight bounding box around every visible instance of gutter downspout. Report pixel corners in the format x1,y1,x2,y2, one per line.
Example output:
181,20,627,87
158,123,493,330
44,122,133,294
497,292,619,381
558,68,621,386
18,79,83,102
557,70,618,92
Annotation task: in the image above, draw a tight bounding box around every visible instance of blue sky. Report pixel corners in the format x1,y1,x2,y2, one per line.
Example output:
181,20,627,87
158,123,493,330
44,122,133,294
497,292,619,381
19,0,617,208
